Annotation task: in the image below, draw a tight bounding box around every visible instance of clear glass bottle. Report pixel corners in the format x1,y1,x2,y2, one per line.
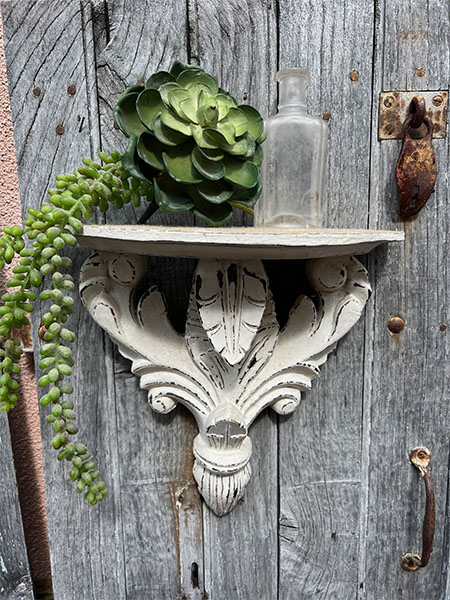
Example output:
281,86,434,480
254,68,328,228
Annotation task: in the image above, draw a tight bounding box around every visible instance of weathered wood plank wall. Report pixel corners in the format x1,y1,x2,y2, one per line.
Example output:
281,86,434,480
2,0,450,598
0,414,33,599
364,2,450,599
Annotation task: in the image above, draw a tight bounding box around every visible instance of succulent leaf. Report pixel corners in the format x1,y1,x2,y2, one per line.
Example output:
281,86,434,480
191,147,225,181
195,179,233,204
170,60,202,78
159,82,182,106
122,136,153,183
162,145,202,184
145,71,175,90
177,70,219,95
204,124,235,147
136,89,165,128
153,115,189,146
154,176,194,212
113,93,149,137
223,157,259,189
178,97,200,123
137,133,165,170
191,124,219,149
248,144,263,166
116,84,145,104
215,93,237,120
225,107,248,137
160,111,192,136
198,147,225,162
238,105,264,140
193,196,233,225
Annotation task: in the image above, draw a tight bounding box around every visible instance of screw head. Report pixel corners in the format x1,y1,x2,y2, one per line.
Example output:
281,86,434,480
384,95,395,108
387,316,405,334
32,87,41,97
322,111,331,121
432,95,443,107
55,124,65,135
350,70,359,81
67,85,77,96
417,68,426,77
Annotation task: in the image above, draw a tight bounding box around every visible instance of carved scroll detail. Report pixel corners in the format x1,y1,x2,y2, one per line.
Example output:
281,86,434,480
80,253,370,516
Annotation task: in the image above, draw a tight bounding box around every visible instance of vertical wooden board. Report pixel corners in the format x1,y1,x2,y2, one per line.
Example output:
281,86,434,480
363,1,450,598
279,0,375,230
277,1,376,597
0,415,33,599
2,1,128,598
95,1,204,597
188,0,277,227
187,1,279,597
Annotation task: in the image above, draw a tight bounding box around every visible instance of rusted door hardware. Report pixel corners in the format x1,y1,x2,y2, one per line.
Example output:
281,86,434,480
401,446,435,571
395,96,437,219
379,91,448,139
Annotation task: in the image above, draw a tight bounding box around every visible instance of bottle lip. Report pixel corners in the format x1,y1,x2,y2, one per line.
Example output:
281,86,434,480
276,68,310,82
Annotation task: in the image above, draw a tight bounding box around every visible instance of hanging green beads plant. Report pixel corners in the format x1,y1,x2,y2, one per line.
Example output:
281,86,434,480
0,61,264,506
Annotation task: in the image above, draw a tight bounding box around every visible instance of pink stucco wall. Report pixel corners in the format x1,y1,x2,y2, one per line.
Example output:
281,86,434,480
0,8,52,593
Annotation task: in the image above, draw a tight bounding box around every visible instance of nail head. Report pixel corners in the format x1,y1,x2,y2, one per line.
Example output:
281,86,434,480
56,125,65,135
350,71,359,82
387,316,405,334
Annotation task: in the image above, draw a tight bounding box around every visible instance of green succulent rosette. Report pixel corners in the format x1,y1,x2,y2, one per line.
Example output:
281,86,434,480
113,61,265,225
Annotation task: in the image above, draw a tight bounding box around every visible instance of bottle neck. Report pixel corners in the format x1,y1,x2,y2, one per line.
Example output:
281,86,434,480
277,71,308,114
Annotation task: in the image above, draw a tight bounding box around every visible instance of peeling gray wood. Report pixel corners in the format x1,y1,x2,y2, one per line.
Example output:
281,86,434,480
363,1,450,599
0,414,33,599
277,1,377,598
2,2,127,598
188,1,279,597
95,1,203,598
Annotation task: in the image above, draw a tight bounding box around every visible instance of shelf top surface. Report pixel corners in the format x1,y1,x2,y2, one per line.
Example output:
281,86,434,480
76,225,405,260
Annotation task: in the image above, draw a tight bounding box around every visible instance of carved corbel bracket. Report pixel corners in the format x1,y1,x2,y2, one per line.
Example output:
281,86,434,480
79,244,375,515
77,226,404,514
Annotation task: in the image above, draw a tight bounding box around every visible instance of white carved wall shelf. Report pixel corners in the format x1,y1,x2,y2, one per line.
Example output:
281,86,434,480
77,225,404,516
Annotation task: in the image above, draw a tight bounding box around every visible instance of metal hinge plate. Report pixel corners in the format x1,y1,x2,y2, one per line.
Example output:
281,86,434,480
379,91,448,140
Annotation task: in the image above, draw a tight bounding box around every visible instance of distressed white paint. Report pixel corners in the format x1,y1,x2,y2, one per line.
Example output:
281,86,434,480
79,238,375,516
76,225,404,260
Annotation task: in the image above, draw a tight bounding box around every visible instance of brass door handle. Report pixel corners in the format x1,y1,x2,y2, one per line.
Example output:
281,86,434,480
401,447,435,571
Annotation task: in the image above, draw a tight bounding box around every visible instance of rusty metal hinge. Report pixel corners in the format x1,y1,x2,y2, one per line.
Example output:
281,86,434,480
395,96,437,219
379,91,448,140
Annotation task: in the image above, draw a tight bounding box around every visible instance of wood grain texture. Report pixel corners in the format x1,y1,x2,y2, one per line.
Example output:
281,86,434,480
0,414,33,599
187,0,279,597
362,1,450,598
95,0,203,597
277,1,377,598
76,224,404,260
2,2,128,598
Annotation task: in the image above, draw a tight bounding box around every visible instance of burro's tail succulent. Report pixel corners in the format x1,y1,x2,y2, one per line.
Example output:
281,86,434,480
113,60,265,225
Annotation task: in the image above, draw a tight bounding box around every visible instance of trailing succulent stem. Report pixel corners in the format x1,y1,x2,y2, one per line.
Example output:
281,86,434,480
0,60,264,506
0,151,153,506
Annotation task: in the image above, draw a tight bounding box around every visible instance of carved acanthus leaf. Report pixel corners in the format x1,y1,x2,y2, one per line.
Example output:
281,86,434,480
195,260,267,365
